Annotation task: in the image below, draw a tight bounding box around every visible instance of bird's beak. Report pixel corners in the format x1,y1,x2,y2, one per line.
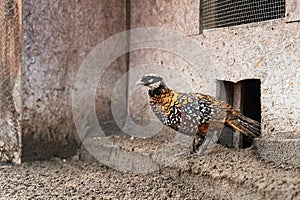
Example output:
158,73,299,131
136,79,144,86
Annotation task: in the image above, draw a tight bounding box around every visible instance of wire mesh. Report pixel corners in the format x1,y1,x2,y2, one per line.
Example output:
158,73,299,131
0,0,21,163
201,0,286,29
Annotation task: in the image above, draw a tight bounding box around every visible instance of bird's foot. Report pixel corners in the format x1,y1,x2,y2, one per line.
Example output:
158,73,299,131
190,137,204,154
197,130,222,156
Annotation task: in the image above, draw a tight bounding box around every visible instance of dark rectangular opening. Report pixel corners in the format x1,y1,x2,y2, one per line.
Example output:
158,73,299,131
217,79,261,148
241,79,261,122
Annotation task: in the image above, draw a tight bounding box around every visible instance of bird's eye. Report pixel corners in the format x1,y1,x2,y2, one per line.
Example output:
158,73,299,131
148,78,154,83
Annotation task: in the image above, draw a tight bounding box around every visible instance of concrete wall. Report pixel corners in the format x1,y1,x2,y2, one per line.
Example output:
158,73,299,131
20,0,299,165
198,19,300,139
22,0,126,160
128,0,299,166
131,0,200,35
199,20,300,166
286,0,300,22
129,0,204,127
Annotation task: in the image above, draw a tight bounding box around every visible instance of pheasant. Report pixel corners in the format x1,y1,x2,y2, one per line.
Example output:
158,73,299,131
136,73,261,153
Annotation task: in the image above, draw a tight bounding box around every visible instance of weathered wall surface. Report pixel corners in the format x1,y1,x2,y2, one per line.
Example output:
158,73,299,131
131,0,200,35
198,19,300,139
286,0,300,22
20,0,299,165
128,0,204,127
128,1,299,166
198,20,300,166
22,0,126,160
0,0,22,163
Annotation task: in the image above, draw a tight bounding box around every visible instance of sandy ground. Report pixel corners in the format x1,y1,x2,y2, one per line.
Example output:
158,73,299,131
0,159,219,199
0,132,299,199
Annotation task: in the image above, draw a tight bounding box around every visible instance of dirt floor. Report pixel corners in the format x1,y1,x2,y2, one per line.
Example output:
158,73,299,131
0,160,208,199
0,132,299,199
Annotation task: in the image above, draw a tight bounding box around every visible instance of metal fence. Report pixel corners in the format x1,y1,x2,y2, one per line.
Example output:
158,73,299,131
0,0,21,163
201,0,286,29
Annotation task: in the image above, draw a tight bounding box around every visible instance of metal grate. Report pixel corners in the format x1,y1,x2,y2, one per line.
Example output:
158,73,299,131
0,0,21,163
201,0,286,29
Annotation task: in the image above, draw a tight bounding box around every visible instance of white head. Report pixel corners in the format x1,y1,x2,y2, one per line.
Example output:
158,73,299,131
136,73,165,90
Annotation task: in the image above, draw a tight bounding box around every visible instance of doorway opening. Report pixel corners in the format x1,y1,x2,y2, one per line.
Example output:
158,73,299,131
217,79,261,148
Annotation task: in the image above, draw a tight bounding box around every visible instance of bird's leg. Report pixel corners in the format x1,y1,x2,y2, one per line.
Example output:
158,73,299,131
197,129,222,157
189,136,204,154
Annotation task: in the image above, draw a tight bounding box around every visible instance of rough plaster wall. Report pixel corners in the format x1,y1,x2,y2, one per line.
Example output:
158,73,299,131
127,1,299,166
96,56,127,124
129,1,299,140
22,0,126,160
197,19,300,139
286,0,300,22
129,0,205,127
131,0,200,35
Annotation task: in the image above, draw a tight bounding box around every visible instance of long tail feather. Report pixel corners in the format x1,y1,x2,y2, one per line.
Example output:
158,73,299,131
226,110,261,138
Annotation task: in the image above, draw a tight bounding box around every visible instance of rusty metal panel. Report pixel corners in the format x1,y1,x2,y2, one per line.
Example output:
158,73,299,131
0,0,22,163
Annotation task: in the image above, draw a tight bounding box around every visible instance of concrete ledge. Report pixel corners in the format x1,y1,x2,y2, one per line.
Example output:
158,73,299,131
255,138,300,167
80,132,193,172
80,134,300,199
81,137,161,173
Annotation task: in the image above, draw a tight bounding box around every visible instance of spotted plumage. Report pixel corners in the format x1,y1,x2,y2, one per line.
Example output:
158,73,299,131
137,74,261,151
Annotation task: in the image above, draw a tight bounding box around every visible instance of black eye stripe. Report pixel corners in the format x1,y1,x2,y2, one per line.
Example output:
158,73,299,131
148,84,165,97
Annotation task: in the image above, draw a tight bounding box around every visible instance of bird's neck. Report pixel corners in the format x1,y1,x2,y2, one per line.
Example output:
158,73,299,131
148,84,169,97
149,85,180,115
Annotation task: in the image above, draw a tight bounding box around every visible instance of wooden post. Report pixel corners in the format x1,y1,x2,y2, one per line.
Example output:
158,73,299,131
233,82,243,149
